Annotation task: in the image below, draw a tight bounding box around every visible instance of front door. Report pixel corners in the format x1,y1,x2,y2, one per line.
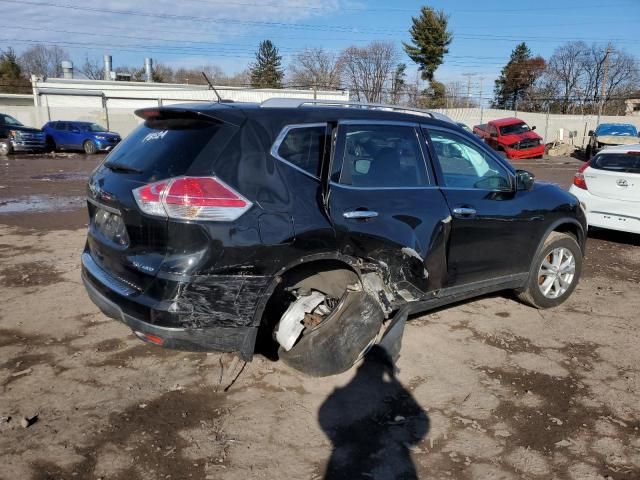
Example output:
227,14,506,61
328,121,452,299
423,126,542,286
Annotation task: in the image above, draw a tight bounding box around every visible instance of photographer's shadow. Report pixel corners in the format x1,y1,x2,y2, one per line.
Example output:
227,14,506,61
319,346,429,480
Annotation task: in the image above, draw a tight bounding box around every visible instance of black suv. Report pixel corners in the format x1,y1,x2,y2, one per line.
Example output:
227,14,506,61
82,99,586,376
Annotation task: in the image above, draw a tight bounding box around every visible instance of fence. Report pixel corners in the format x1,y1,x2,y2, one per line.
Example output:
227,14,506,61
4,103,640,147
434,107,640,148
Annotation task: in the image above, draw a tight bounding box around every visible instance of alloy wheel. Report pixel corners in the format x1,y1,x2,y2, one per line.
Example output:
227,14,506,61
537,247,576,299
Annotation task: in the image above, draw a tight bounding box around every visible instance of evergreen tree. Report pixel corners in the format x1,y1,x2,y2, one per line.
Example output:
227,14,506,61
0,48,29,93
493,42,546,110
403,6,453,82
250,40,284,88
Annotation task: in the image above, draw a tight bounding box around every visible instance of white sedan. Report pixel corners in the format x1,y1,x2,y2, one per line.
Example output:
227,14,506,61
569,144,640,234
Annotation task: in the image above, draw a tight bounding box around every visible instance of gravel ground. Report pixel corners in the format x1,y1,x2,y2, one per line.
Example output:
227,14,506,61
0,153,639,480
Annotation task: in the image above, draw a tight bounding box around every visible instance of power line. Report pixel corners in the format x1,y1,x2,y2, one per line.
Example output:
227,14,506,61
6,0,640,45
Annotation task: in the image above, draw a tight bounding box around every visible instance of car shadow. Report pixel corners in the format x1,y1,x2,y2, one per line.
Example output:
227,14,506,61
318,345,429,480
588,227,640,247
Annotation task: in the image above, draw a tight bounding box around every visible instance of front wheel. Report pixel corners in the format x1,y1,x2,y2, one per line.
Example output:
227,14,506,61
0,140,12,156
517,232,582,309
83,140,97,155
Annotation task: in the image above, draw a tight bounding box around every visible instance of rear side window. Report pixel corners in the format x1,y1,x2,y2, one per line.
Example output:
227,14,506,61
338,124,428,188
592,153,640,174
274,124,327,178
104,117,224,179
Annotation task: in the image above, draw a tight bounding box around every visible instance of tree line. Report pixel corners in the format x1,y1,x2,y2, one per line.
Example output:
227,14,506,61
1,5,638,115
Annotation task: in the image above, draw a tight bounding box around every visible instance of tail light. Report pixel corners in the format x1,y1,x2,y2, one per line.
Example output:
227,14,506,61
133,176,252,221
573,161,590,190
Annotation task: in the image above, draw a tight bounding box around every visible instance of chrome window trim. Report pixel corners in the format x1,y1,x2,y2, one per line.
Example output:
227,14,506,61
270,122,328,181
329,181,438,191
335,121,432,187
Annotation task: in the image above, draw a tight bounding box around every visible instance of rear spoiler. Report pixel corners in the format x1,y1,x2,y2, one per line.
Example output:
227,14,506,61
135,105,243,127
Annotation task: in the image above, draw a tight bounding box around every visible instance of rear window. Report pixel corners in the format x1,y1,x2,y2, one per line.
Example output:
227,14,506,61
592,153,640,174
104,117,223,178
275,125,327,177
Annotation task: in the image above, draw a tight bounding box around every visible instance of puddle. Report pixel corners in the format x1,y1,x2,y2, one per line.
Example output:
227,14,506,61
0,195,85,214
31,172,89,182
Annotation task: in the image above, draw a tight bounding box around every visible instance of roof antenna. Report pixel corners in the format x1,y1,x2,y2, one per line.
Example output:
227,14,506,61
202,71,222,103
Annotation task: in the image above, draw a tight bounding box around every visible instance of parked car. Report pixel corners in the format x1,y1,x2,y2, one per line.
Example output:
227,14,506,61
456,122,473,134
473,117,545,160
585,123,639,159
42,121,121,154
570,144,640,234
81,99,586,377
0,113,46,155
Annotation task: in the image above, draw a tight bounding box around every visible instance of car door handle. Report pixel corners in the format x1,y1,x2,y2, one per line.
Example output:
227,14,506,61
343,210,378,220
452,207,477,218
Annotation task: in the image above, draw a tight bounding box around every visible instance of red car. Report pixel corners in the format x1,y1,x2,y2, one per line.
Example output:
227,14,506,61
473,118,544,160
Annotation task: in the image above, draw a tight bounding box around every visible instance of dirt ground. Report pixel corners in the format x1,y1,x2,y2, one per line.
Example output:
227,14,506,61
1,153,639,480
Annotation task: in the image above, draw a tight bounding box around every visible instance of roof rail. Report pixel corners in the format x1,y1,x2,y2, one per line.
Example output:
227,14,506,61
259,98,454,123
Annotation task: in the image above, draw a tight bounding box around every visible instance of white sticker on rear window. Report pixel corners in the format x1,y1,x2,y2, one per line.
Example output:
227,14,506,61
142,130,168,143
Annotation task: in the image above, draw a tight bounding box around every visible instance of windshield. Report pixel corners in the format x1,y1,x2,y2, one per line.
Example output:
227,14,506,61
499,122,530,136
0,114,24,126
595,124,638,137
82,123,108,132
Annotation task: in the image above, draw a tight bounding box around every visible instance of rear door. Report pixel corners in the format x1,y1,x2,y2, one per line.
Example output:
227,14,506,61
423,126,541,286
328,121,452,298
585,152,640,205
85,110,239,294
56,122,71,148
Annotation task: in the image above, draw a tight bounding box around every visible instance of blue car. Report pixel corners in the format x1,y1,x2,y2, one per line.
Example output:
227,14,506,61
42,121,121,154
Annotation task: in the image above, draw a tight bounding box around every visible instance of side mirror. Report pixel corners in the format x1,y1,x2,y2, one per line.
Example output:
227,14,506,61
516,170,535,191
531,125,537,131
588,130,594,136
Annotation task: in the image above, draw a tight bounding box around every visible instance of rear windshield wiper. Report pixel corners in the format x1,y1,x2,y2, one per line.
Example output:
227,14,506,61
104,162,143,174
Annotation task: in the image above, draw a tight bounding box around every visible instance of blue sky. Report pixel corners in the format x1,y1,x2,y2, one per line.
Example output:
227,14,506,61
5,0,640,97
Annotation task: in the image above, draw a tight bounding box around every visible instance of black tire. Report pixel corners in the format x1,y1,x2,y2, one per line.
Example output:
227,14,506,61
0,140,12,156
83,140,97,155
46,136,57,153
517,232,582,309
585,145,592,160
279,288,384,377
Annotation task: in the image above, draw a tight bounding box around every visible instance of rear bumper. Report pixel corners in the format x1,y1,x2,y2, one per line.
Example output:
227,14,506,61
504,144,545,159
81,256,262,360
569,186,640,234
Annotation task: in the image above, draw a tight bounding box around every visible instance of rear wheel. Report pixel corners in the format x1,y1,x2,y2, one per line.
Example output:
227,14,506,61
517,232,582,309
46,136,57,152
261,267,384,377
83,140,97,155
585,145,592,160
0,140,12,156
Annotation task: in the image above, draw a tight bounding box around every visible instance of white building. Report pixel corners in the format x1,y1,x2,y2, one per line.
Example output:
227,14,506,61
2,77,349,135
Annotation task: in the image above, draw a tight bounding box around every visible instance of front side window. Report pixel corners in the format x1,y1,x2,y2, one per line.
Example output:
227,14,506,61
338,124,428,188
426,128,511,190
275,125,327,178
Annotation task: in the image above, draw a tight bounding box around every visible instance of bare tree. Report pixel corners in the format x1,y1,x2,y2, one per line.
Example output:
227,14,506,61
544,41,587,113
80,55,103,80
288,48,342,90
339,41,398,103
19,44,69,78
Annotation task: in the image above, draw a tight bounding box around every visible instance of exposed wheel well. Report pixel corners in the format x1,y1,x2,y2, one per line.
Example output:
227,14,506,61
254,259,360,358
552,222,584,251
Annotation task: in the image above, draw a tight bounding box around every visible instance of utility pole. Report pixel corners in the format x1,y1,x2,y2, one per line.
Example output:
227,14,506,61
478,76,484,124
598,44,612,123
462,73,475,108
